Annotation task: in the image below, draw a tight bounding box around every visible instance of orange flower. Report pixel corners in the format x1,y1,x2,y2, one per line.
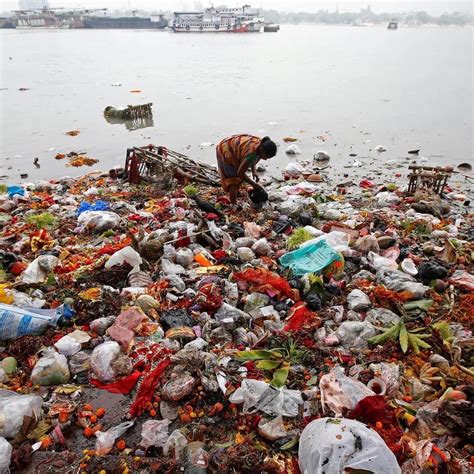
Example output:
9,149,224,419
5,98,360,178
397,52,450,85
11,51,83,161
116,439,126,451
95,407,106,418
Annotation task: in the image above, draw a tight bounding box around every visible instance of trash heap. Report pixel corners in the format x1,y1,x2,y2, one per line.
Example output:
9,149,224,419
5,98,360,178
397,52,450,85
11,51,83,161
0,164,472,473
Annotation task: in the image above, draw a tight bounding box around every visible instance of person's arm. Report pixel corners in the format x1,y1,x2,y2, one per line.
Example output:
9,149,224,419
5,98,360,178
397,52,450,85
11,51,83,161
237,160,262,190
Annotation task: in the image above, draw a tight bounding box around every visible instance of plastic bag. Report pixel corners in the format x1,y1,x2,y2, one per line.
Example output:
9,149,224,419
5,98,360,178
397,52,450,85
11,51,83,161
300,231,350,253
90,341,121,382
376,191,401,207
76,200,109,216
336,321,379,350
140,419,171,449
0,389,43,438
376,268,428,299
78,211,121,232
0,437,12,472
163,429,188,461
105,246,142,274
257,416,287,441
161,374,196,402
367,251,398,271
279,240,343,276
21,255,59,284
7,185,25,198
299,418,401,474
161,259,186,275
244,293,270,313
215,303,249,323
319,366,374,416
95,421,134,455
229,379,303,417
251,238,271,257
0,303,62,341
54,334,81,356
285,145,302,156
237,247,255,263
176,248,194,268
284,162,304,176
68,351,91,375
90,315,115,335
31,349,70,386
347,289,371,311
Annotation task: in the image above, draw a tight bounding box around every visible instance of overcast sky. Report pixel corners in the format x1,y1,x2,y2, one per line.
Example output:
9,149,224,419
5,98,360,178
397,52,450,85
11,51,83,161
1,0,472,14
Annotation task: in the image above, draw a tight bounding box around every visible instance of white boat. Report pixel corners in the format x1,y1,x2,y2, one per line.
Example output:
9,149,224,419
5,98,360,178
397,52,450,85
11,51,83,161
173,5,264,33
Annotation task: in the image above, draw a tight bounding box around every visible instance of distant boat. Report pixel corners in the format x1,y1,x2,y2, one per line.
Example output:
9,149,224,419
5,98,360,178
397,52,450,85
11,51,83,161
388,20,398,30
83,13,168,29
264,23,280,32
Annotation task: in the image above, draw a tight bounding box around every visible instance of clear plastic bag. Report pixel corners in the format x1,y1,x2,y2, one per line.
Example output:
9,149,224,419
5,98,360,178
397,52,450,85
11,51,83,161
0,389,43,438
54,334,81,356
30,349,70,386
105,246,142,274
0,437,12,471
77,211,121,232
20,255,59,284
90,341,121,382
140,419,171,449
175,248,194,268
95,421,134,455
68,351,91,375
163,429,188,461
299,418,401,474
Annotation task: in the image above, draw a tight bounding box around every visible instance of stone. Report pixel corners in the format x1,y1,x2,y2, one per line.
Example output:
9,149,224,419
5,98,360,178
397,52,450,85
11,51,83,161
377,235,397,249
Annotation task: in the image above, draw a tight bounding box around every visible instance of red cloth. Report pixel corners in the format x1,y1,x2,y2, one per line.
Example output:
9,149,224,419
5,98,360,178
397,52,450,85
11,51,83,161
90,370,141,395
284,302,320,332
129,358,171,417
233,268,297,300
128,153,140,184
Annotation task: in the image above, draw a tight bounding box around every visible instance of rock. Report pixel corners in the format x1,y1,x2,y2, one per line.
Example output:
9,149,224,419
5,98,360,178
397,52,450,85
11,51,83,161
336,321,379,349
418,261,448,282
285,144,301,155
314,151,330,161
375,145,387,152
298,212,312,226
365,308,401,327
377,235,397,249
354,235,380,254
347,289,371,311
137,294,160,312
251,238,271,257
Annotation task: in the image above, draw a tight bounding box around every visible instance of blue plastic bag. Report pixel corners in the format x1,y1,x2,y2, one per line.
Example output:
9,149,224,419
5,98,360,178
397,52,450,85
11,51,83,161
279,240,342,276
7,186,24,198
76,200,110,216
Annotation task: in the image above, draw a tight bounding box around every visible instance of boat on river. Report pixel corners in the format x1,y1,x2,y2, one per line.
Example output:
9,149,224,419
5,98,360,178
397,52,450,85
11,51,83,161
264,23,280,32
388,20,398,30
172,5,264,33
83,12,168,29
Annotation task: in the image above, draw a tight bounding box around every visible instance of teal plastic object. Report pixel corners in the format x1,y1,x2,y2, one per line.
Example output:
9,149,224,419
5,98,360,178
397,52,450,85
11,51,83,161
279,240,342,276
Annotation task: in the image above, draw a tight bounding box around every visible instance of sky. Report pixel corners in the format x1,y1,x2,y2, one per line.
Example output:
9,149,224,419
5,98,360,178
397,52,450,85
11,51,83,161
0,0,472,14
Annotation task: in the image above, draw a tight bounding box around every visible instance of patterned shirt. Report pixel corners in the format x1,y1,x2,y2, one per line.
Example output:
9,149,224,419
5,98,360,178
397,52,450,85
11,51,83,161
216,134,262,170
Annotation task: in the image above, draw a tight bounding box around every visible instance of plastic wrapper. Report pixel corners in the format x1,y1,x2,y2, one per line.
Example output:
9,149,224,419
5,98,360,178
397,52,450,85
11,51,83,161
90,341,121,383
161,259,186,275
76,200,109,216
0,303,61,341
140,419,171,449
30,349,70,386
257,415,287,441
299,418,401,474
319,366,375,416
68,351,91,375
244,293,270,313
163,429,188,462
0,389,43,438
175,248,194,268
215,303,249,323
280,240,343,276
90,315,115,335
229,379,303,417
0,437,12,472
376,191,401,207
284,161,304,176
105,246,142,274
367,251,398,271
20,255,59,284
95,421,134,456
77,210,121,232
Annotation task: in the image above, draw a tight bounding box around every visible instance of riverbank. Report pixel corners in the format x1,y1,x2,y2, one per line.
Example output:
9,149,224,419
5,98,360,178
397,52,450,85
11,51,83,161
0,159,472,472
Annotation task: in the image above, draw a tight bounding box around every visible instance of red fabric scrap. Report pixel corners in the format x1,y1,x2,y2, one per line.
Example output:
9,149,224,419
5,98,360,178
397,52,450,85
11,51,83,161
90,370,141,395
129,358,171,417
284,302,320,332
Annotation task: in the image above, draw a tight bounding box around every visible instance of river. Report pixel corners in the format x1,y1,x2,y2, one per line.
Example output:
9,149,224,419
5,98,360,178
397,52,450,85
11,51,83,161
0,24,472,182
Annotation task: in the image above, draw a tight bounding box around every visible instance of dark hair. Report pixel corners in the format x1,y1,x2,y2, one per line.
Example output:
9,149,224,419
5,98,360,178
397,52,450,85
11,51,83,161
260,136,277,158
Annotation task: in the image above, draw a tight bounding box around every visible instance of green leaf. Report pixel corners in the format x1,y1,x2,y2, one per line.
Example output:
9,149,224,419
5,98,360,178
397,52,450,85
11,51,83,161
433,321,453,341
399,324,408,353
368,323,400,345
280,437,298,451
235,350,279,361
256,359,282,371
403,299,434,312
271,366,289,388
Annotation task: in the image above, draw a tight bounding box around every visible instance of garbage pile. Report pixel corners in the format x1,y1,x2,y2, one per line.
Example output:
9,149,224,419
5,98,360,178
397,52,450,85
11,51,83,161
0,164,472,473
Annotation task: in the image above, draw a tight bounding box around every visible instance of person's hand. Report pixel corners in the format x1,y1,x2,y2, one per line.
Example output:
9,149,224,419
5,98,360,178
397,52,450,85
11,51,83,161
252,172,260,182
253,182,264,192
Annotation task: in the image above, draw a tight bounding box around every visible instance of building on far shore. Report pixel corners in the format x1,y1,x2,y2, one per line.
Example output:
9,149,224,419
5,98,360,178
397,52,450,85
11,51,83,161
18,0,49,10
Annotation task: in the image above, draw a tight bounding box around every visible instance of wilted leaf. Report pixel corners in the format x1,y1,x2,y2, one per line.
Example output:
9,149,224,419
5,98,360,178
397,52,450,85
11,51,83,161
399,324,408,353
256,359,282,371
403,299,434,312
235,350,281,361
271,366,289,388
280,437,298,450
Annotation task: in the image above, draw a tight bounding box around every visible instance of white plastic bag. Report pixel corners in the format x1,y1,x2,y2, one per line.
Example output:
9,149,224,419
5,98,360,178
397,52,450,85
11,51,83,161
299,418,401,474
78,211,121,232
367,251,398,271
319,366,374,416
175,248,194,268
0,389,43,438
21,255,59,284
95,421,134,455
54,334,82,356
105,246,142,274
90,341,121,382
140,419,171,449
0,437,12,472
30,349,70,386
285,145,302,156
161,259,186,275
284,162,304,176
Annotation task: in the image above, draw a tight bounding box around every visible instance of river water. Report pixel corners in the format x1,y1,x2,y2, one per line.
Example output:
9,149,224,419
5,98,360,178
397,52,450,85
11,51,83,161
0,25,472,182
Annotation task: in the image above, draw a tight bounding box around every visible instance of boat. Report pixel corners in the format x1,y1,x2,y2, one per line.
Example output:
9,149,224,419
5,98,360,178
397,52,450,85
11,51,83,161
83,12,168,29
12,8,71,29
387,20,398,30
264,23,280,32
172,5,264,33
